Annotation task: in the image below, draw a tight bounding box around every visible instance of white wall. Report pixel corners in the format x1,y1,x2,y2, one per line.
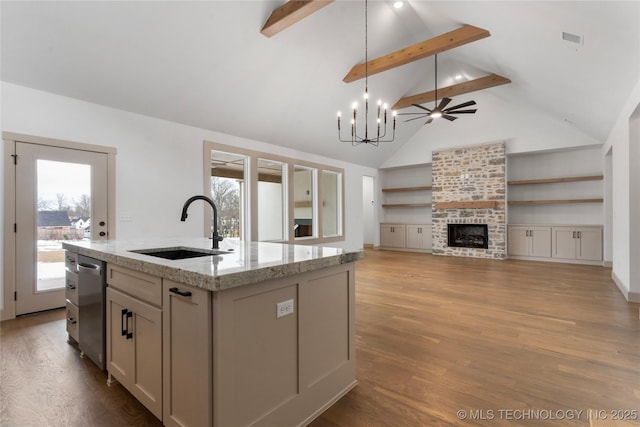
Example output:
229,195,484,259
1,83,377,252
602,78,640,301
381,90,602,169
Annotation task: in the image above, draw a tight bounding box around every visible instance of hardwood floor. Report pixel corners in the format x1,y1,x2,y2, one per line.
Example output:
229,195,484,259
1,249,638,426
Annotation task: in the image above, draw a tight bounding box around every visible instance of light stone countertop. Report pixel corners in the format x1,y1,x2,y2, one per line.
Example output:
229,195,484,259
62,238,363,292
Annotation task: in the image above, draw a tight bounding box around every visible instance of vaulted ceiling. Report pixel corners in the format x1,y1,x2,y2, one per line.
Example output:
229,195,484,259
2,1,639,168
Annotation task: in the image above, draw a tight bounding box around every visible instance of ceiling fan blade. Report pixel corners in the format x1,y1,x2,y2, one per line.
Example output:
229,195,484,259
424,117,434,125
437,97,452,110
404,115,429,122
447,109,477,114
442,114,458,121
411,103,432,112
445,100,477,111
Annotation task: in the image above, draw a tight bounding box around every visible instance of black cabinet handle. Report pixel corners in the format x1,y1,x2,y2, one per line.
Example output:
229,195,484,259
126,311,133,339
169,287,192,297
99,231,106,237
66,281,76,290
121,309,128,336
67,317,77,325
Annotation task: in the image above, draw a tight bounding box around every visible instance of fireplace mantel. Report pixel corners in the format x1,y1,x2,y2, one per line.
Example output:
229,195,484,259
434,201,500,209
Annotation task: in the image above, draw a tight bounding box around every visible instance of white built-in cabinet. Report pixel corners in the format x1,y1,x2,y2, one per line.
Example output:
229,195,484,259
380,223,432,252
508,224,602,264
380,224,406,248
507,225,551,258
551,226,602,261
106,265,163,420
406,225,432,250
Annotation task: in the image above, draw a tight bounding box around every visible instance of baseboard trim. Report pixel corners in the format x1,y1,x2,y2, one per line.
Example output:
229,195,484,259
508,255,603,266
603,260,612,268
611,270,635,302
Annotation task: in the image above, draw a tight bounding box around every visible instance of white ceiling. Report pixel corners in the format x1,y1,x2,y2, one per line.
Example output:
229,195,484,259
2,1,639,168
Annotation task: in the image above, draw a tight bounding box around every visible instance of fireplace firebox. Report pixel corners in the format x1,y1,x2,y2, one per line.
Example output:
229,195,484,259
447,224,488,249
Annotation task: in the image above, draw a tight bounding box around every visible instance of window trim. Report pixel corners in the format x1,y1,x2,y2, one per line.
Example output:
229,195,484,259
203,140,345,244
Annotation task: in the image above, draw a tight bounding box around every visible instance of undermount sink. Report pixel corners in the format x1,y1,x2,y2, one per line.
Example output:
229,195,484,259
130,247,234,260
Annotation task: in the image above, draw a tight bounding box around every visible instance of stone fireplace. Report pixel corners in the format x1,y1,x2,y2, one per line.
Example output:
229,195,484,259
432,142,506,259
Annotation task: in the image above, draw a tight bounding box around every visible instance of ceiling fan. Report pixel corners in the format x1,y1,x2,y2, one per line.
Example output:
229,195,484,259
399,54,477,125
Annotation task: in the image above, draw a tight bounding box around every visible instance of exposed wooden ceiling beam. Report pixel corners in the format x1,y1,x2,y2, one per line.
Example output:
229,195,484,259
343,24,490,83
261,0,334,38
392,74,511,110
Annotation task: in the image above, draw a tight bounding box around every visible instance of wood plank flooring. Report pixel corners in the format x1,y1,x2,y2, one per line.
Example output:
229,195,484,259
1,249,638,426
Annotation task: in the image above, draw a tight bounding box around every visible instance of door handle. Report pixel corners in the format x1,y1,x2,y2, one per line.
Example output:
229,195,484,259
169,287,192,297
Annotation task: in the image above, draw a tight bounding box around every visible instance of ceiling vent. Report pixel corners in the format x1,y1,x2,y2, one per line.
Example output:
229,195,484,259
562,31,583,45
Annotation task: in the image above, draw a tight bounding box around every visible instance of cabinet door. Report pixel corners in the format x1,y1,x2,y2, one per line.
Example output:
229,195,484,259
379,225,394,247
163,281,212,427
529,226,551,258
577,228,602,261
507,226,530,256
552,228,577,259
405,225,422,249
106,287,162,420
392,225,406,248
130,297,162,420
106,287,132,386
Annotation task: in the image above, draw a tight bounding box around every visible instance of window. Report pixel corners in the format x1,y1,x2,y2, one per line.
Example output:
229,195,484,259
322,170,342,237
257,158,287,242
209,150,248,240
293,165,316,239
204,141,344,244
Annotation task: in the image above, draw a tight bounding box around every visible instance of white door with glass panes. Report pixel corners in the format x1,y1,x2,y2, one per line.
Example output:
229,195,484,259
14,142,110,315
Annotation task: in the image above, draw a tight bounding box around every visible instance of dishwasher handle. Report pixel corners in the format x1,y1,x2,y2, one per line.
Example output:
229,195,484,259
78,263,101,275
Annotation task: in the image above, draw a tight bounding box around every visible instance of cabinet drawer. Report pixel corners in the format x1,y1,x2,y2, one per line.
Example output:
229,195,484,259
107,264,162,307
65,270,79,305
65,251,78,272
66,302,79,342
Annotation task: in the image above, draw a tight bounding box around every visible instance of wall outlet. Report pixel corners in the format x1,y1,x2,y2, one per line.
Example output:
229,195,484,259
276,299,294,318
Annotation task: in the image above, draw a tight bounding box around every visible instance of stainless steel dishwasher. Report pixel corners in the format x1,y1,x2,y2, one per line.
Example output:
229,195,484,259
77,255,106,370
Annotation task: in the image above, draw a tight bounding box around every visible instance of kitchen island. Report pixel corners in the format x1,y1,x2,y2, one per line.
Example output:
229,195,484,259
63,238,363,427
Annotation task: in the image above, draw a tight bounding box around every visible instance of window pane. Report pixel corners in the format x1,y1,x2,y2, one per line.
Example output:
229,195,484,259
322,171,342,237
294,166,314,238
37,160,91,292
210,151,247,240
258,159,287,241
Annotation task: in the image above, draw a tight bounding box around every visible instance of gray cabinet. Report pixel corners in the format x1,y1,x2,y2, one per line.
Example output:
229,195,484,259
507,225,551,258
106,265,162,420
163,280,212,427
380,224,406,248
552,226,602,261
406,225,432,250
